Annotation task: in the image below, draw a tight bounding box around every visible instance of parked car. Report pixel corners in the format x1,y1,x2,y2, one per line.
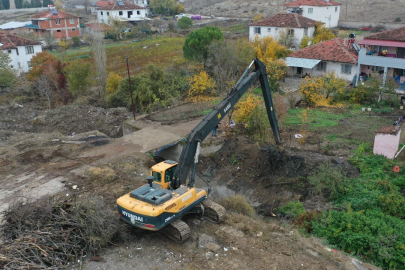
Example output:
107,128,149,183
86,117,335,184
174,13,186,19
191,14,202,20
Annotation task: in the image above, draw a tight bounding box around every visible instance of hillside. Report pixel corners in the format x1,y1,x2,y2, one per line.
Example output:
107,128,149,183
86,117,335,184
185,0,405,24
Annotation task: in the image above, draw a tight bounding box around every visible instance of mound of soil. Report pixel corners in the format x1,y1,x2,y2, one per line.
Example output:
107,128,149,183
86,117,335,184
0,105,130,138
199,136,359,214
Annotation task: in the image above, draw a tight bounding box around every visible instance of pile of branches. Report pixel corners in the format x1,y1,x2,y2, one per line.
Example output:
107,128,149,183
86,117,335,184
0,195,119,269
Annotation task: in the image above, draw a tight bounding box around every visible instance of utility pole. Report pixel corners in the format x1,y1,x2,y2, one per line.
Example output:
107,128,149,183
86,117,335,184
345,0,348,21
126,57,136,120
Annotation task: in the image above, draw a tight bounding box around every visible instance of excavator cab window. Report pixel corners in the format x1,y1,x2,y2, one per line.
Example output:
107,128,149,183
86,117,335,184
165,165,177,183
152,171,162,182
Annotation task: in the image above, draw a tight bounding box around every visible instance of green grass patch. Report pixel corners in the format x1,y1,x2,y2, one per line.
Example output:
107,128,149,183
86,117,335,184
53,37,185,76
307,144,405,269
284,108,344,128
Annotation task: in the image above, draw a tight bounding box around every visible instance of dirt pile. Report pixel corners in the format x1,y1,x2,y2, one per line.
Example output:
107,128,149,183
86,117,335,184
0,105,130,139
199,135,358,213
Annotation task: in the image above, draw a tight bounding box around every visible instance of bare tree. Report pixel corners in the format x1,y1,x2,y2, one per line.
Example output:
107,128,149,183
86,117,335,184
91,30,107,100
35,74,53,109
43,31,56,51
152,18,166,34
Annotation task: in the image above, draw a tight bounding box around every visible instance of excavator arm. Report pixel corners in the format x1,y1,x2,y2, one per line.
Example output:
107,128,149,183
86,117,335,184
173,58,282,188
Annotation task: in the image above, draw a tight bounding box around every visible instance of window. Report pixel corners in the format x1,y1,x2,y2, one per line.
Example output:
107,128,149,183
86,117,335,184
57,30,61,32
254,27,261,35
107,12,109,16
317,61,327,71
267,28,271,32
101,11,103,15
27,61,31,68
152,171,161,182
119,11,123,15
70,18,75,24
137,10,140,15
275,28,279,31
25,46,34,54
7,50,11,54
72,28,75,31
16,48,19,55
165,165,177,183
55,19,61,25
308,8,313,14
335,7,338,12
341,64,352,74
304,28,308,36
288,29,294,37
18,62,21,69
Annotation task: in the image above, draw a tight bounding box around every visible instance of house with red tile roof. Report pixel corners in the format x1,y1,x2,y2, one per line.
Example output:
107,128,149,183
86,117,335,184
285,38,358,82
249,13,320,50
26,8,81,40
97,1,147,24
283,0,341,28
0,32,42,73
356,26,405,89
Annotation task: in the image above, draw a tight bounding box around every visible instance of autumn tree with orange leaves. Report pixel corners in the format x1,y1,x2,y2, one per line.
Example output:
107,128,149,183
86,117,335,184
28,51,71,106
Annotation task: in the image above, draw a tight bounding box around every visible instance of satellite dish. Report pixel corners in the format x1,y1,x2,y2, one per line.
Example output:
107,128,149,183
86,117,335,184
308,41,312,46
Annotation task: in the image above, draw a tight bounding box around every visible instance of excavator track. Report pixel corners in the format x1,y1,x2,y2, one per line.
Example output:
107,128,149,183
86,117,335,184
202,199,226,223
160,219,191,243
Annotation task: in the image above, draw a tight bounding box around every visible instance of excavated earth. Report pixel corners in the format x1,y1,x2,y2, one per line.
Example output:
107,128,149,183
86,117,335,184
0,103,381,270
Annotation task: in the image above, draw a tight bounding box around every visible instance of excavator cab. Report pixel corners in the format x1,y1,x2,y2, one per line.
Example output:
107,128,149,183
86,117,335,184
150,160,178,190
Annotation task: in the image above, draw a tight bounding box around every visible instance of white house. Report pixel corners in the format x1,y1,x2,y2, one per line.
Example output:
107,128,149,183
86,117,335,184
133,0,149,8
283,0,341,28
249,13,319,50
97,1,147,24
286,38,358,81
0,32,42,73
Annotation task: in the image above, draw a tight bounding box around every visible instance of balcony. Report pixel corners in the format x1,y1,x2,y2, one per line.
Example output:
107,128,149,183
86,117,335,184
358,48,405,70
25,24,39,29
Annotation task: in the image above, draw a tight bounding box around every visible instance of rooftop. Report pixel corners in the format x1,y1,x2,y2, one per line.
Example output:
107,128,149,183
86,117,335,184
0,21,31,30
364,26,405,42
250,13,319,28
289,38,358,64
283,0,342,7
98,1,145,10
31,10,80,20
0,32,41,50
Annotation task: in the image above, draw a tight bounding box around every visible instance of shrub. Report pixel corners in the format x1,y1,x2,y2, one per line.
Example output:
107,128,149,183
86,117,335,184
106,72,123,95
72,36,80,47
308,162,346,200
64,58,91,96
395,17,401,22
188,71,216,102
177,16,192,29
218,195,256,217
278,201,305,219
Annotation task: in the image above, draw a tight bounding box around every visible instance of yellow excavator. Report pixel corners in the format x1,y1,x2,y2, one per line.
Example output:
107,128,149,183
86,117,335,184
116,58,282,242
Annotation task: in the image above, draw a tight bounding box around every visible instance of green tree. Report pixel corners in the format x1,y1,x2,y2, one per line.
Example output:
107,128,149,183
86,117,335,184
183,26,224,62
0,51,16,87
22,0,31,7
2,0,10,9
177,16,192,30
300,23,336,49
64,59,91,96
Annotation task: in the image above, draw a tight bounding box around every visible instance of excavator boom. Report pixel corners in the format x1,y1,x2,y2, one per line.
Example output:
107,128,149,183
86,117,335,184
173,58,281,188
